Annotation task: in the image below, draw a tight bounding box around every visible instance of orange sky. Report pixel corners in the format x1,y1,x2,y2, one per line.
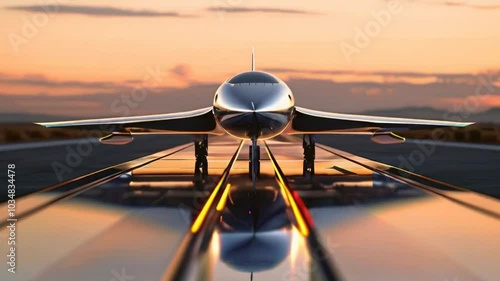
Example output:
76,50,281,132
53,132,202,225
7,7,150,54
1,0,499,114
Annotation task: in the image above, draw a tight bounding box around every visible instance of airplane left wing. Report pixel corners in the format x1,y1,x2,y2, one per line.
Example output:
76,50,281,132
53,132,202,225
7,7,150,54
36,107,220,134
291,106,473,134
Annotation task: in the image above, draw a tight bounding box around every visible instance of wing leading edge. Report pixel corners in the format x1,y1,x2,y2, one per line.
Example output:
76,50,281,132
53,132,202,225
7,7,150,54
36,107,220,134
291,106,473,134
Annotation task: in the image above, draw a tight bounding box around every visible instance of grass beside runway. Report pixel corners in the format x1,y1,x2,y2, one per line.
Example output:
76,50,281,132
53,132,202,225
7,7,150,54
398,123,500,144
0,123,108,144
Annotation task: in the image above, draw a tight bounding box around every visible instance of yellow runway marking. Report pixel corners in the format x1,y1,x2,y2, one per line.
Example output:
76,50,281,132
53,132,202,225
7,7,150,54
265,145,310,237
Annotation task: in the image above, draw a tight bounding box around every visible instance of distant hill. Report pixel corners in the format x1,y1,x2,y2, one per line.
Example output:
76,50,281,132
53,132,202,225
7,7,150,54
471,107,500,123
360,106,500,123
1,106,499,124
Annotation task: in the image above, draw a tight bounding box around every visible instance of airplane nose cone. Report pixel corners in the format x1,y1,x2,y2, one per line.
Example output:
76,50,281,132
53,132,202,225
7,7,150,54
214,82,292,112
213,82,294,139
230,100,258,112
217,92,266,113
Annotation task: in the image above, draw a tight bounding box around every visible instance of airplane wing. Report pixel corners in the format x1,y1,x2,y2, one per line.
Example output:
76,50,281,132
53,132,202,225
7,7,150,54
291,106,474,134
36,107,219,134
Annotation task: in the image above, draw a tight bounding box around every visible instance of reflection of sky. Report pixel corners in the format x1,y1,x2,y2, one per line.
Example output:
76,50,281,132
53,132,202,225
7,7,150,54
0,196,190,281
311,195,500,281
0,195,125,281
7,189,497,281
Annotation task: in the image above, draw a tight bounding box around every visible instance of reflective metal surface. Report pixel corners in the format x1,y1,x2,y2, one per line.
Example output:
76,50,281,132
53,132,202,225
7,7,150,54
2,135,498,281
37,107,218,133
292,106,473,134
213,71,294,139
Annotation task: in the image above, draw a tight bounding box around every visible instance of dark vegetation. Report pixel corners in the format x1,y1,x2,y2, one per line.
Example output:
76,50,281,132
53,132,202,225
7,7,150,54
0,123,108,144
398,123,500,144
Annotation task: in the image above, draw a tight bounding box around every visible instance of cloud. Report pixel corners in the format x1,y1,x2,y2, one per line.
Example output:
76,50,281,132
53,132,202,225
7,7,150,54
263,67,500,84
5,5,196,18
207,7,322,15
5,4,322,19
1,71,498,119
0,84,218,117
0,73,124,89
1,65,498,120
441,1,500,10
169,64,192,81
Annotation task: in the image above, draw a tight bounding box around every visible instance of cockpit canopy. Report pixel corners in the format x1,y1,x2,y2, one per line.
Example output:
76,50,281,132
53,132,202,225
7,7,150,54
228,71,279,84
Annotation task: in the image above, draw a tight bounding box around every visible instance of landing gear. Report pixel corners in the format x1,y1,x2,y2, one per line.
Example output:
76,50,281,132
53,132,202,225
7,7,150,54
303,134,315,180
249,137,260,190
194,134,208,183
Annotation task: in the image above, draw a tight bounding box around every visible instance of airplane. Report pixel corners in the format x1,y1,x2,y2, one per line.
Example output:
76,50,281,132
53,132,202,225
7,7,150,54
27,51,500,281
37,50,473,186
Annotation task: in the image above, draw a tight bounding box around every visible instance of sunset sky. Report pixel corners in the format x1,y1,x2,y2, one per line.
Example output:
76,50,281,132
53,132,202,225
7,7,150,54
1,0,499,117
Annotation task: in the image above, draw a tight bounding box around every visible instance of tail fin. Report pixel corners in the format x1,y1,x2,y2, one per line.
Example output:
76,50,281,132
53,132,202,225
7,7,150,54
251,47,255,71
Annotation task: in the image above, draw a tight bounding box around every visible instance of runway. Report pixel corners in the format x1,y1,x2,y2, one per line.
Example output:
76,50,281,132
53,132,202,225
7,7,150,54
0,135,499,281
1,134,499,200
0,135,192,200
317,135,500,198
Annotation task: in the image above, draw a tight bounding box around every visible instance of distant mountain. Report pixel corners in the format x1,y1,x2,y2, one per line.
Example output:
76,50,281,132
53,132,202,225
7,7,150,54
360,106,500,123
471,108,500,123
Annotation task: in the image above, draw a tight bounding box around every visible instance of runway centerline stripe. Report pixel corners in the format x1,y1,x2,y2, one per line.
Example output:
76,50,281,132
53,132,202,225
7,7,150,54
190,141,243,233
216,183,232,211
276,180,310,236
264,143,312,236
162,140,243,281
264,141,343,281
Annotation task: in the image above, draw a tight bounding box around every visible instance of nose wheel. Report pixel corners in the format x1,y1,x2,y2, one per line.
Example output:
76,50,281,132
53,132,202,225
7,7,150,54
249,137,260,190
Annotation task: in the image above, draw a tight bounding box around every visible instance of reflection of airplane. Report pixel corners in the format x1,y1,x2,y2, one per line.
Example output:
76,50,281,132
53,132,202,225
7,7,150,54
218,183,291,274
37,50,473,186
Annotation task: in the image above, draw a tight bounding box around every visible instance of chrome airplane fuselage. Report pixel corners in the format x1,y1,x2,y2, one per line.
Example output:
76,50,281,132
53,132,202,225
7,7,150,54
213,71,295,140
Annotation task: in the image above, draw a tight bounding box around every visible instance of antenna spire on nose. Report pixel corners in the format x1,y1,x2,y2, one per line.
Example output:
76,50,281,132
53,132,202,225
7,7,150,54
251,47,255,71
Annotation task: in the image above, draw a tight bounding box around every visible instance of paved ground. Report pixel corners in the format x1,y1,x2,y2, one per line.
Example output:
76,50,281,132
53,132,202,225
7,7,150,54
317,135,500,198
0,135,191,200
3,135,499,281
0,134,499,200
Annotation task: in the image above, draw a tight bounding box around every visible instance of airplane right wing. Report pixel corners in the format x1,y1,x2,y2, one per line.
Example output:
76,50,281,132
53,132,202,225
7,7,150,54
291,107,473,133
290,107,473,143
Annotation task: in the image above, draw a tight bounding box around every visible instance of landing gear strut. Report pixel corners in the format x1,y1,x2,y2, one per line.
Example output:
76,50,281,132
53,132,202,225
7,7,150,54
194,134,208,182
303,134,315,180
249,137,260,190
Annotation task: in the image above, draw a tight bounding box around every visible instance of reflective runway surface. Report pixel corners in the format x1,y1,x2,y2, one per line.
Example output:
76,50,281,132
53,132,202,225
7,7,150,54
0,136,499,281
